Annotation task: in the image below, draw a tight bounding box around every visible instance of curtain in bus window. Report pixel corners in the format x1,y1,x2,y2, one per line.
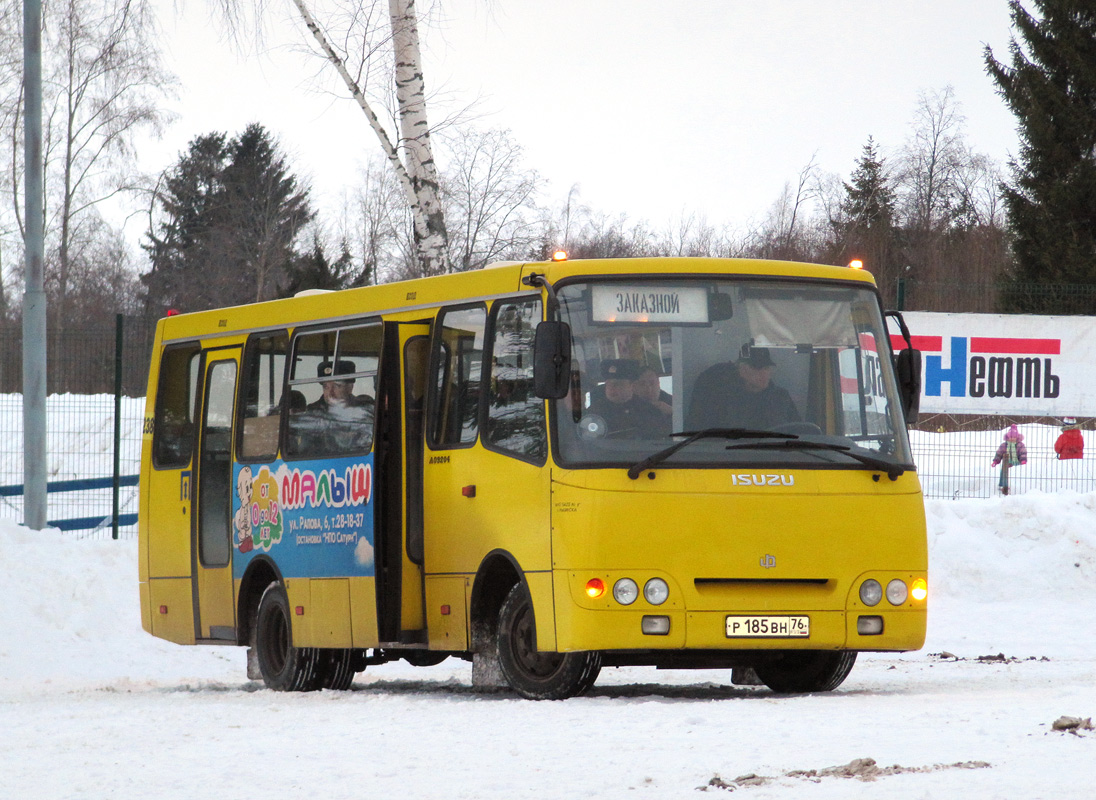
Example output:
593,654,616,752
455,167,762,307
431,306,486,447
153,344,201,468
486,299,546,461
238,331,288,461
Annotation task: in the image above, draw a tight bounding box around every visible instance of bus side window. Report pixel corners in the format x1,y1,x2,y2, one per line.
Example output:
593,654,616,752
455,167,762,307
285,323,380,458
237,331,288,461
429,305,486,448
152,343,201,469
484,298,546,463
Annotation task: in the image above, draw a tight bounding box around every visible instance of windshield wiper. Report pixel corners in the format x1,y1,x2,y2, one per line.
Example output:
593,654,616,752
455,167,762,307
627,428,799,480
724,439,906,480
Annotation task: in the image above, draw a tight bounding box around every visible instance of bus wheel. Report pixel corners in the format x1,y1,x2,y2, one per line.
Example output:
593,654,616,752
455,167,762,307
754,650,857,693
314,649,356,691
496,584,601,700
255,582,318,691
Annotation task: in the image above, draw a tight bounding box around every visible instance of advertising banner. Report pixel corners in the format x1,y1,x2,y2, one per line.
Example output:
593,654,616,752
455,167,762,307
895,311,1096,417
230,454,375,580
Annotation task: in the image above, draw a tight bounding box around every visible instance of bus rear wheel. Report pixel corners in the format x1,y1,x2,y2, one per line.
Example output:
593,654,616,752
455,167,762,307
255,582,319,691
314,649,356,691
496,584,601,700
754,650,857,693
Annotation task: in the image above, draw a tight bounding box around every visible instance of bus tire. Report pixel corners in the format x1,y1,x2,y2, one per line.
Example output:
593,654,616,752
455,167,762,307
754,650,857,693
255,581,319,692
314,649,356,691
496,584,601,700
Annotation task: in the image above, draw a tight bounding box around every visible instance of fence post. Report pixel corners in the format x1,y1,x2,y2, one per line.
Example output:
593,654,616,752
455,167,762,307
112,314,123,540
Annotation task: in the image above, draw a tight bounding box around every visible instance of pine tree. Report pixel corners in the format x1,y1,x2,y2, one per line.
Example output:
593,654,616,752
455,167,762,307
281,237,356,296
141,133,230,314
142,125,314,315
837,138,902,305
985,1,1096,313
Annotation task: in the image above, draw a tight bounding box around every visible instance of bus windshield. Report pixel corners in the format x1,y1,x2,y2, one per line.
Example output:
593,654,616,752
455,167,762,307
553,277,913,470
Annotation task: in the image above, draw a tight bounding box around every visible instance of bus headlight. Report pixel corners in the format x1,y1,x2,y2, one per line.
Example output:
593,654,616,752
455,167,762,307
644,578,669,605
613,578,639,605
859,579,882,606
886,579,908,605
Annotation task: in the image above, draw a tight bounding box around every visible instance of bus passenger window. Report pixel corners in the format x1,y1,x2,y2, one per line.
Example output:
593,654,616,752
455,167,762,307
238,331,288,461
485,299,546,462
152,344,201,469
429,305,486,448
285,324,380,458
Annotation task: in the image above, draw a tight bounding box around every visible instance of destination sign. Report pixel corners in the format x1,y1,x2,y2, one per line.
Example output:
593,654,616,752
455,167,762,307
591,285,709,324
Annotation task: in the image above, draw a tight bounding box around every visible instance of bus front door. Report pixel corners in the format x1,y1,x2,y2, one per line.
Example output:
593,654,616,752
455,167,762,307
374,322,431,643
192,352,240,641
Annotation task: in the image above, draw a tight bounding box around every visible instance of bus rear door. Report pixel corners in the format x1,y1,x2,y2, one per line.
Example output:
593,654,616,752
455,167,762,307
192,349,241,641
374,321,431,643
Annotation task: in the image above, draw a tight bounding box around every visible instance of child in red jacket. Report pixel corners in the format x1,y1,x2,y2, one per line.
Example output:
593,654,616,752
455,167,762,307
1054,418,1084,460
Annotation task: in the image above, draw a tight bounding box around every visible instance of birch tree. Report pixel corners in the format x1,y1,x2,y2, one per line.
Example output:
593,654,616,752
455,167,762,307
222,0,449,276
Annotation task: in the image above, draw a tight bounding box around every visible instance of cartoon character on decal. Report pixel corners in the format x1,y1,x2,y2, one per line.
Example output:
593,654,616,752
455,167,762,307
235,466,254,553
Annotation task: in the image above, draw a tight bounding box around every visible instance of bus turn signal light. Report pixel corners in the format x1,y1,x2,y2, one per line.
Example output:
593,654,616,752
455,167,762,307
585,578,606,599
911,578,928,601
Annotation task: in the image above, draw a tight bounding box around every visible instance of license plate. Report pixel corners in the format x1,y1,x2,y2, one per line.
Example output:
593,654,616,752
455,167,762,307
726,615,810,638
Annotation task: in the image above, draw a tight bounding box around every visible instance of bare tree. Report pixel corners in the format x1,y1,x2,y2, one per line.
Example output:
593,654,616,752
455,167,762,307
223,0,449,276
0,0,172,332
897,86,968,233
441,128,542,272
746,156,821,261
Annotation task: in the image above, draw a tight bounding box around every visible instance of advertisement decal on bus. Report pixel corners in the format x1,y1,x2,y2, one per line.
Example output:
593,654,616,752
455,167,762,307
231,455,375,579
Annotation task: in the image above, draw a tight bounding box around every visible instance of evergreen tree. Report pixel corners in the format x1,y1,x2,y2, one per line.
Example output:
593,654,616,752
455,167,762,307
842,138,897,230
141,133,230,314
985,1,1096,313
142,125,313,315
281,237,356,296
836,138,902,305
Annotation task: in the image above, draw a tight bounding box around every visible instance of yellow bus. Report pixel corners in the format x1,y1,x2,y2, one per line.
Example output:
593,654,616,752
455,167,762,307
138,256,926,699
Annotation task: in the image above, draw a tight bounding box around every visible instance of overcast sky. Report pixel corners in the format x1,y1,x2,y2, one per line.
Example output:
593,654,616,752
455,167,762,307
137,0,1022,242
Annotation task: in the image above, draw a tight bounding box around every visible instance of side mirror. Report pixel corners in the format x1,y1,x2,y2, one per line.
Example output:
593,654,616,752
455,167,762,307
533,321,572,399
894,348,922,424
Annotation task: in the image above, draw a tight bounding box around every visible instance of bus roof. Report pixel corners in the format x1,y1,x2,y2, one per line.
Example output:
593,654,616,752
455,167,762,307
154,257,878,344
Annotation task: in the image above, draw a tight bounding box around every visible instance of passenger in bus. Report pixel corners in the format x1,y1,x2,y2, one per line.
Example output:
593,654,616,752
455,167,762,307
588,359,667,438
634,367,673,422
686,345,800,431
296,360,374,452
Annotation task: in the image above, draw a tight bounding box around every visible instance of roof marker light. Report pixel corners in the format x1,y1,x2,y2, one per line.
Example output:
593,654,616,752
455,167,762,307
551,250,568,262
849,259,864,270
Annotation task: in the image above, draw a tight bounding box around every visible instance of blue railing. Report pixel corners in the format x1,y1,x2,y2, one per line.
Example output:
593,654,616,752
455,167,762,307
0,474,139,531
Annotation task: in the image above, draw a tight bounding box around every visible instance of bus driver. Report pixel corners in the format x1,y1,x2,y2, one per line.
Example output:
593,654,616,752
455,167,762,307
686,345,800,431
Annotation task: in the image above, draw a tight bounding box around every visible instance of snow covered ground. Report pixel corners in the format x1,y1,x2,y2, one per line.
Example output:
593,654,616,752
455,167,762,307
2,491,1095,798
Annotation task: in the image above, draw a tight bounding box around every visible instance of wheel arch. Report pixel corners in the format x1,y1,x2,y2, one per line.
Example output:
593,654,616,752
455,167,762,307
237,555,284,647
469,549,524,652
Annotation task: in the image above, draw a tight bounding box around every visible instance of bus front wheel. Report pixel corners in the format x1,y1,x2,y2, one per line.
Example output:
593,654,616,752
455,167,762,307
255,581,318,691
754,650,857,693
496,584,601,700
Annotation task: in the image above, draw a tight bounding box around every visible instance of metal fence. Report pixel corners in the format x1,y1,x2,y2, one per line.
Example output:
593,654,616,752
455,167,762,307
911,414,1094,499
0,316,154,539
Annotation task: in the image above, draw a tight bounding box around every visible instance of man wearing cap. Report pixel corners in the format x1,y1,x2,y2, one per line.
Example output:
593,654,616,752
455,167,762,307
686,345,800,431
588,359,668,438
300,359,374,452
